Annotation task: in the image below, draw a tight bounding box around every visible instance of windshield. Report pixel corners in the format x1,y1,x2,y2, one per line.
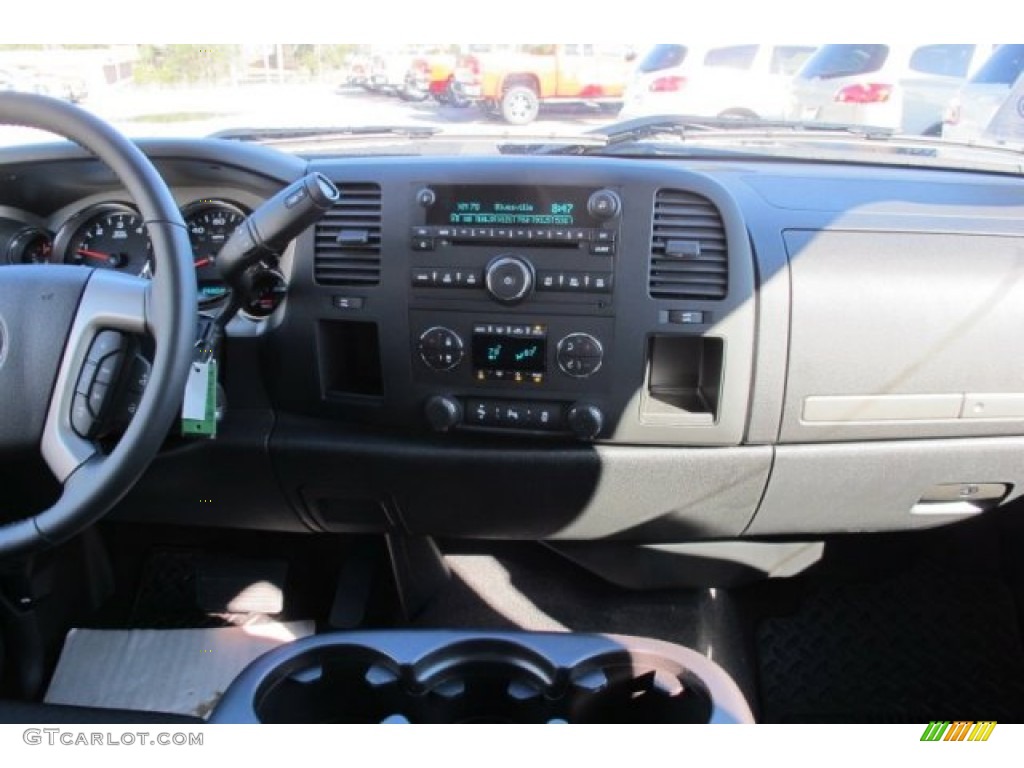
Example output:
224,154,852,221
971,43,1024,85
0,33,1021,164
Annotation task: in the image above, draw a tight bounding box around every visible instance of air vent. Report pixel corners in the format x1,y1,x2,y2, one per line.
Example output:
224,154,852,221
314,183,382,286
649,189,728,300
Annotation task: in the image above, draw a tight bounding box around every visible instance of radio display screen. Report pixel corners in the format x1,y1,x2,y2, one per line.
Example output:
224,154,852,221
426,185,599,228
472,334,547,373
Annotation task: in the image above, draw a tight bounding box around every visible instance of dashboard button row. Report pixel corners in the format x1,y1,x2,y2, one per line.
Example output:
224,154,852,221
472,324,546,337
411,268,483,288
536,271,613,293
464,398,563,430
410,226,615,245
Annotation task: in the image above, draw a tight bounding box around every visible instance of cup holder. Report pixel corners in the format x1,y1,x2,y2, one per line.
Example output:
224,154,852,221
213,631,752,724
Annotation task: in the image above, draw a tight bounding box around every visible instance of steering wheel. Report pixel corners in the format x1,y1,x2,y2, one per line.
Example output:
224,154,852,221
0,92,197,559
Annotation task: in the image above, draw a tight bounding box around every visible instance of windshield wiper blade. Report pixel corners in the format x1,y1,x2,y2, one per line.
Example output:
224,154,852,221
210,125,442,144
515,114,896,156
592,114,895,144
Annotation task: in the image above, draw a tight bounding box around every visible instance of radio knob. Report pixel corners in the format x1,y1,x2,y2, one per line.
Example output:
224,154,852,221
418,327,464,371
425,395,463,432
567,403,604,441
485,255,534,304
587,189,621,220
416,187,436,207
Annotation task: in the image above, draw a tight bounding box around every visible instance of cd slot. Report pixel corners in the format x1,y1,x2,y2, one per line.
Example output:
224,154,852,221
448,236,583,250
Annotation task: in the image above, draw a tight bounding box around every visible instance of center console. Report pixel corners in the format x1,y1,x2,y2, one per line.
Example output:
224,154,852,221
209,630,754,724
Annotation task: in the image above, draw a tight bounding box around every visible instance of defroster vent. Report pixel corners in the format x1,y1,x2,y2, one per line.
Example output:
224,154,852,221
314,183,382,286
649,190,728,300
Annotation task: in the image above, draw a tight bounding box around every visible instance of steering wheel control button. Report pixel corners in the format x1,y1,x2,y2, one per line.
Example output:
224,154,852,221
87,382,109,418
127,354,152,393
587,189,622,220
95,352,124,386
485,256,534,304
557,333,604,378
86,329,125,363
75,360,98,395
418,327,464,371
71,395,96,439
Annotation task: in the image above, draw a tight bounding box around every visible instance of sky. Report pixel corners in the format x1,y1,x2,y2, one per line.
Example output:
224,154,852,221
3,0,1008,44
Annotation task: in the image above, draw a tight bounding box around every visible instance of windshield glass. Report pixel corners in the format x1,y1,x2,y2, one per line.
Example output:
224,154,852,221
0,18,1021,165
971,43,1024,84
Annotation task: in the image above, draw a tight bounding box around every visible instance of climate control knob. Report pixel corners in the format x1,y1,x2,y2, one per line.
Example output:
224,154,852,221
425,395,463,432
557,332,604,378
485,255,534,304
418,327,464,371
567,403,604,441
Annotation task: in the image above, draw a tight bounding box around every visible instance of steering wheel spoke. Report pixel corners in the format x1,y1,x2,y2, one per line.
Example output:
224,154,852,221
41,270,151,483
0,91,196,559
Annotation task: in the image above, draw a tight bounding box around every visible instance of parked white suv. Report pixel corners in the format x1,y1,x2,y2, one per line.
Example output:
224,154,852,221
620,43,818,120
789,43,996,135
943,45,1024,142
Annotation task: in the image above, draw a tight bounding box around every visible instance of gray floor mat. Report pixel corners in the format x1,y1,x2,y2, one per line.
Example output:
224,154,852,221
45,621,313,719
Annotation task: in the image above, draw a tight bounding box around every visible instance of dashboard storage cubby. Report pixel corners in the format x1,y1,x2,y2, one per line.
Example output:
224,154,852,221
210,630,753,724
641,335,723,426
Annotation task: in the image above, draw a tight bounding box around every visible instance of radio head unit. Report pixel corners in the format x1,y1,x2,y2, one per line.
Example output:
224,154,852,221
425,185,603,229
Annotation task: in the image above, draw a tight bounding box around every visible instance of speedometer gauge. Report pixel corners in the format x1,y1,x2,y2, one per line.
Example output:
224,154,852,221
59,204,152,275
182,200,248,307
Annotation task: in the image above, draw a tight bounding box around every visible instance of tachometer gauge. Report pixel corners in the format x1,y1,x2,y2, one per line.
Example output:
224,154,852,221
182,200,248,307
58,204,152,275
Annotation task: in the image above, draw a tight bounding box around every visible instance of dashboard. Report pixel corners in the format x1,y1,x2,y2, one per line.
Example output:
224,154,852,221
4,139,1024,546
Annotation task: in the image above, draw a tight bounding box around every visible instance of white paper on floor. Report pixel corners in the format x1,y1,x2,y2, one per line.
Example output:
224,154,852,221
45,621,314,719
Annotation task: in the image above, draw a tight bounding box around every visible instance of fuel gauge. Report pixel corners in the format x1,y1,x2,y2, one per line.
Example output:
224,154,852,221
7,227,53,264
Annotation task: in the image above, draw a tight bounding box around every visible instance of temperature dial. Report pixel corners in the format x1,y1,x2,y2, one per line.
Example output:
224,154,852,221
557,333,604,378
418,327,464,371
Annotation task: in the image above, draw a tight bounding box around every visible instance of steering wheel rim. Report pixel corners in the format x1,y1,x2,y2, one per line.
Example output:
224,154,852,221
0,92,197,558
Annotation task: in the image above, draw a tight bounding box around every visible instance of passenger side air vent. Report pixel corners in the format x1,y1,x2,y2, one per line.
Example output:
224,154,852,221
314,183,382,286
649,190,728,300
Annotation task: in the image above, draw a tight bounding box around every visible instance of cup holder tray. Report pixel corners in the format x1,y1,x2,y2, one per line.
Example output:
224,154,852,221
210,630,753,723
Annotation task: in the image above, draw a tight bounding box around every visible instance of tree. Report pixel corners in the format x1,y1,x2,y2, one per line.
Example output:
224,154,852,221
133,45,239,86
